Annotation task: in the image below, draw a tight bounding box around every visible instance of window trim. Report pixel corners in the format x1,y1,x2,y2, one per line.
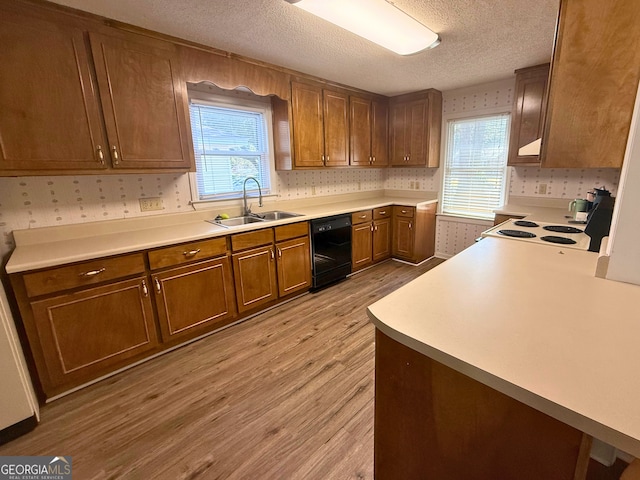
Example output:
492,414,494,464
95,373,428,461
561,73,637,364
187,89,277,205
439,111,512,221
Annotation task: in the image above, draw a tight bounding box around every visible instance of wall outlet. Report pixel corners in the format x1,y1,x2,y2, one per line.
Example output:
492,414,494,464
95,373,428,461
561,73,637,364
410,181,415,189
139,197,164,212
538,183,547,195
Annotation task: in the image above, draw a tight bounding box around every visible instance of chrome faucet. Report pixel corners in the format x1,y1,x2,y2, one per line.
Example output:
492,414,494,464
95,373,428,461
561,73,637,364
243,177,263,216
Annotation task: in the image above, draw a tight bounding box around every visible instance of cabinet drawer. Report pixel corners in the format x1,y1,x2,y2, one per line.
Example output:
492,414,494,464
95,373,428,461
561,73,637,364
352,210,373,224
231,228,274,252
373,206,392,220
393,206,415,218
148,237,228,270
275,222,309,242
23,253,146,297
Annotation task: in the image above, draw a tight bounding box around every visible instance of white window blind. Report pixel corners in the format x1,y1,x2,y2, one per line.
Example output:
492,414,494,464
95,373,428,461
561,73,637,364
189,101,271,200
442,114,510,219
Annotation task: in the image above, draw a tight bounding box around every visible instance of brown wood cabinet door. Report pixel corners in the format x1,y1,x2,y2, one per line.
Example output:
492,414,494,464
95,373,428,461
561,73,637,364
393,216,414,259
153,256,236,343
541,0,640,169
350,96,372,166
323,89,349,166
508,64,549,166
30,277,158,395
0,8,107,173
276,236,312,297
373,218,391,262
390,103,408,165
232,245,278,313
352,223,373,271
89,31,192,170
372,99,389,166
407,100,427,165
291,81,324,167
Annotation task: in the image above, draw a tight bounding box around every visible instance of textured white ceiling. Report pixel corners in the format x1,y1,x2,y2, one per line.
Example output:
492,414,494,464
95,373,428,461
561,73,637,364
48,0,559,96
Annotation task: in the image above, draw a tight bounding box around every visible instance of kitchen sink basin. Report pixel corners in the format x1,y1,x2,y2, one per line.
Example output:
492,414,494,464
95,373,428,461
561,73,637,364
207,216,266,227
207,211,302,228
254,211,303,221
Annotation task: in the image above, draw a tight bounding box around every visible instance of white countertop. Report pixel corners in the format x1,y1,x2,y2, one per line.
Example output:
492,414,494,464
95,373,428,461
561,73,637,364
367,237,640,457
6,193,437,273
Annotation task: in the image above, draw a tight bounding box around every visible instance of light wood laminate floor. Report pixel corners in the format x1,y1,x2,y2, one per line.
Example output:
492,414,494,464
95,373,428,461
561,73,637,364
0,258,444,479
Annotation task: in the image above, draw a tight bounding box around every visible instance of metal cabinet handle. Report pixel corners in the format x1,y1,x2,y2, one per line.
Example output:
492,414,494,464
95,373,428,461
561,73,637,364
321,155,326,165
379,210,386,215
112,145,120,164
154,278,161,294
96,145,105,165
183,249,201,257
371,224,374,232
372,156,376,163
79,267,105,277
360,215,367,219
277,248,282,258
141,279,148,297
374,225,378,231
401,210,408,214
409,222,413,230
270,248,275,260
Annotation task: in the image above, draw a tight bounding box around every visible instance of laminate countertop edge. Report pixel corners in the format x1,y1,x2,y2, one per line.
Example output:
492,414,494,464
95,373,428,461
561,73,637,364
367,237,640,457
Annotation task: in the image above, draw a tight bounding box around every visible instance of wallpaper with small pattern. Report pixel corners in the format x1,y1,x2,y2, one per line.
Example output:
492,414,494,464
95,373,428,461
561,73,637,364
0,79,623,261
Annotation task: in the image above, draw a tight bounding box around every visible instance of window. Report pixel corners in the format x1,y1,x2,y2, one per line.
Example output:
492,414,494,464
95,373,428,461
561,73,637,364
441,114,510,219
189,96,273,201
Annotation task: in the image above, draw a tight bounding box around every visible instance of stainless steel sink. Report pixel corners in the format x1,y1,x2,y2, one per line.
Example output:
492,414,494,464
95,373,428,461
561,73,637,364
206,211,302,228
207,216,267,227
254,211,303,221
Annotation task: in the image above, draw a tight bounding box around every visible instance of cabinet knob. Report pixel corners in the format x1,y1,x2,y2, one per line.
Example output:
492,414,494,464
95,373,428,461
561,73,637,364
112,145,120,164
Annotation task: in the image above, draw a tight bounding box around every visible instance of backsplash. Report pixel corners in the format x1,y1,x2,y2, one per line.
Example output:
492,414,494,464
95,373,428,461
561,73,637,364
509,167,620,198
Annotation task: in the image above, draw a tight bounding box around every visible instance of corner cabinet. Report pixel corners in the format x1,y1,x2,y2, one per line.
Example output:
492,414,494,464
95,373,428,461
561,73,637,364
507,64,550,166
0,2,193,175
389,90,442,167
291,81,349,168
392,203,437,263
541,0,640,169
11,253,159,398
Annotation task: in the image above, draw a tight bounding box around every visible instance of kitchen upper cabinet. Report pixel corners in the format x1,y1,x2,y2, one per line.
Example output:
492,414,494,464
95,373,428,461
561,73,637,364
0,6,107,174
392,203,436,263
508,64,550,166
541,0,640,169
89,31,192,170
350,95,389,167
0,2,193,175
291,81,349,168
389,89,442,167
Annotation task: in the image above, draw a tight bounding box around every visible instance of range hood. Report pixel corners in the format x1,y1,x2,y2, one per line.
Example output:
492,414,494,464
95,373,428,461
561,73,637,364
518,138,541,156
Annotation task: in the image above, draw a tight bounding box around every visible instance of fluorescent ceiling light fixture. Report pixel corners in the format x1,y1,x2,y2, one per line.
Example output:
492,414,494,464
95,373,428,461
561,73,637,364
285,0,440,55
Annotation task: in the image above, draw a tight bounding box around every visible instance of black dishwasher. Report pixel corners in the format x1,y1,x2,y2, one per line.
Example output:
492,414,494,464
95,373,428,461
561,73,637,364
310,214,352,290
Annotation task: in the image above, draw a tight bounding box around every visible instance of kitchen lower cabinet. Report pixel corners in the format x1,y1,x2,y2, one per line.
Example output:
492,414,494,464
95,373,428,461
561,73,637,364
28,277,158,398
392,203,436,263
276,236,312,297
152,256,236,344
232,245,278,314
352,221,374,271
372,216,392,263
